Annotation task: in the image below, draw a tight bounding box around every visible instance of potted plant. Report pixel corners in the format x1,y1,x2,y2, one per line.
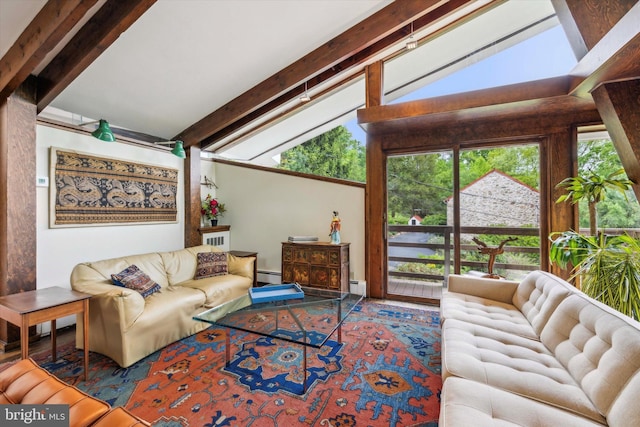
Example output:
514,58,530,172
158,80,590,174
201,194,226,226
550,168,640,320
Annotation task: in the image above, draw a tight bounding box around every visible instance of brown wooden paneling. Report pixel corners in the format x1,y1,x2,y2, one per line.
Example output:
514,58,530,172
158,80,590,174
37,0,157,111
0,81,37,348
184,145,202,248
592,79,640,200
0,0,98,100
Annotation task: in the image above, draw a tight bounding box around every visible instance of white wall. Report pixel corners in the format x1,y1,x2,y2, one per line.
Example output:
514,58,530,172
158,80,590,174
213,161,365,281
36,125,184,329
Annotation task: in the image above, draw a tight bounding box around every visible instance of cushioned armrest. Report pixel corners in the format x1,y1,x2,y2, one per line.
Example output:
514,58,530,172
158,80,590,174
228,254,255,281
447,274,519,303
94,289,145,332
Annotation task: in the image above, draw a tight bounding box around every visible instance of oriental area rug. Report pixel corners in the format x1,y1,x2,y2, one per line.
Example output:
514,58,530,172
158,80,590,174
4,300,441,427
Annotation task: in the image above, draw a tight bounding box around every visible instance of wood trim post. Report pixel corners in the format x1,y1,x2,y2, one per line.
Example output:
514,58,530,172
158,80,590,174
0,80,38,349
546,129,578,280
184,145,202,248
365,61,385,298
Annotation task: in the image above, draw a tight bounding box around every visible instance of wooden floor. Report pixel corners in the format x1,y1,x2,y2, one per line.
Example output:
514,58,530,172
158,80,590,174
0,326,77,364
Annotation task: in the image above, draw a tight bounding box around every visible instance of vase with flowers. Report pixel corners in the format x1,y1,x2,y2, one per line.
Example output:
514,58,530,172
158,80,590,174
201,194,226,226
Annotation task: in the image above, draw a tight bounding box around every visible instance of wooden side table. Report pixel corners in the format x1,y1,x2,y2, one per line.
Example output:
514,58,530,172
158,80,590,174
0,286,92,381
229,250,258,287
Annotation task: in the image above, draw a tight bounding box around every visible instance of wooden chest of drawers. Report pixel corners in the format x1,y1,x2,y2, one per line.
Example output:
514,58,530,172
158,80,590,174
281,242,350,291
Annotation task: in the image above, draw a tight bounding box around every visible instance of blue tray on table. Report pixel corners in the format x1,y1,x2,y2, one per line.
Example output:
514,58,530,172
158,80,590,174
249,283,304,303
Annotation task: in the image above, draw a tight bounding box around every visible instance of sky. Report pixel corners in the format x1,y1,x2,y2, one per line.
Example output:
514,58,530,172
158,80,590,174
345,25,578,144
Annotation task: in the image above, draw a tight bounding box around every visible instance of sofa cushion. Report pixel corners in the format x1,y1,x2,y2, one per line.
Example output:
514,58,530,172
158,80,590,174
160,245,222,286
440,377,606,427
441,291,539,340
81,252,169,288
181,274,252,307
111,265,161,298
511,270,575,336
195,252,228,279
441,318,605,424
541,293,640,422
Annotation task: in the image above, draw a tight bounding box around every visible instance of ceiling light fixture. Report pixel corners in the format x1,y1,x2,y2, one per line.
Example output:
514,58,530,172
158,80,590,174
155,140,187,159
406,22,418,50
80,119,116,142
300,81,311,102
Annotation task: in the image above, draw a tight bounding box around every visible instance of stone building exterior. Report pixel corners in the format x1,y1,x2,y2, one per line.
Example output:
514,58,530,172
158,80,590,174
446,169,539,227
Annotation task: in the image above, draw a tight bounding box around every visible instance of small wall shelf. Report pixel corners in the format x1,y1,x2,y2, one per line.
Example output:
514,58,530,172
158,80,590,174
198,225,231,234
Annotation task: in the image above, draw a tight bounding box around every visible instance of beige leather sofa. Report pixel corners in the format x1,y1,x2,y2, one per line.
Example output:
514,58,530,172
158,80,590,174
71,245,255,368
439,270,640,427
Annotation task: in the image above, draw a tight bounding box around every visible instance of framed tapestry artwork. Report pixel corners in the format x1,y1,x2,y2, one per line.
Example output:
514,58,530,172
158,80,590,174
49,147,178,228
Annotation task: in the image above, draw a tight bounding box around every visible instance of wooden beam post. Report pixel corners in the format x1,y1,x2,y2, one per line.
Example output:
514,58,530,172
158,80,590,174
365,61,385,299
546,129,578,280
184,145,202,248
0,80,38,349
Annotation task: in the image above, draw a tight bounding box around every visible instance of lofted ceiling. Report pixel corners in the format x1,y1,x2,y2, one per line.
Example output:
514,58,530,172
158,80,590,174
0,0,594,165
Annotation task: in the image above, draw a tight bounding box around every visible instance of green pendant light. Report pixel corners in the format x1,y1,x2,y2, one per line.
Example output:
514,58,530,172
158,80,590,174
171,140,186,158
91,119,116,142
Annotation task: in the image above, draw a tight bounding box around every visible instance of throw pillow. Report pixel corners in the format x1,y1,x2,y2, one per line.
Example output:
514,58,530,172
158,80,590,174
111,264,161,298
195,252,228,279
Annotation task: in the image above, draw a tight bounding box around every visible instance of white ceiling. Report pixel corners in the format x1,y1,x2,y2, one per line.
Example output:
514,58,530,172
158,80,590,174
0,0,562,164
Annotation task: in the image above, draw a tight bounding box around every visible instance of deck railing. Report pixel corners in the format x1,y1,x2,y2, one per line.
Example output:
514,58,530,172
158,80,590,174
387,224,540,284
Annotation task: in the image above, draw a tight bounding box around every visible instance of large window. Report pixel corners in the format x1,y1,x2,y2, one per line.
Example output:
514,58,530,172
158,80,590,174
577,133,640,230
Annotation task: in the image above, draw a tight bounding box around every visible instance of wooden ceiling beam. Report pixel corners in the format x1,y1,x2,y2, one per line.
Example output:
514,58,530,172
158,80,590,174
358,76,574,127
551,0,636,60
200,0,476,150
568,1,640,98
36,0,158,112
0,0,99,100
177,0,462,146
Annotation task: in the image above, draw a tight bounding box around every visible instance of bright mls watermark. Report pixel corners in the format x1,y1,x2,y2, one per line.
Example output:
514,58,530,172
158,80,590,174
1,405,68,426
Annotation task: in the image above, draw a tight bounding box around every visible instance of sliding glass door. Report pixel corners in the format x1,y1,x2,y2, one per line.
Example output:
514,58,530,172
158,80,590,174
386,143,541,302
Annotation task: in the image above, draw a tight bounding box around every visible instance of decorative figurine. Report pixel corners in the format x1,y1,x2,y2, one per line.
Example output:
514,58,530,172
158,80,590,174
472,236,517,279
329,211,341,244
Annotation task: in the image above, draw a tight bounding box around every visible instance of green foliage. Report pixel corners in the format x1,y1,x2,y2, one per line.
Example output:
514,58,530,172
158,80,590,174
387,154,449,219
279,126,365,182
459,145,540,189
388,214,410,225
556,168,633,236
556,168,632,205
575,139,640,229
423,213,447,225
550,231,640,321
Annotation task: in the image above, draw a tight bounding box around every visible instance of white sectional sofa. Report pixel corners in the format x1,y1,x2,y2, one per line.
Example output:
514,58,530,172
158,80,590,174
70,245,255,368
439,270,640,427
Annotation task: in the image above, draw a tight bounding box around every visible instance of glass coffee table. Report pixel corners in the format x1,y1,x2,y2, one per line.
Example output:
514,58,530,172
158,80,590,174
193,286,363,393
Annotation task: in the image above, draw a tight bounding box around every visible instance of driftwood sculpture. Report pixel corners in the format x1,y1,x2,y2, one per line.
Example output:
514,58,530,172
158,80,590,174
472,236,517,278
